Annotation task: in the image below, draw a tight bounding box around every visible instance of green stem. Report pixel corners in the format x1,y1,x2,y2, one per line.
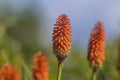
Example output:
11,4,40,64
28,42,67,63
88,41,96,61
91,68,97,80
57,62,63,80
119,75,120,80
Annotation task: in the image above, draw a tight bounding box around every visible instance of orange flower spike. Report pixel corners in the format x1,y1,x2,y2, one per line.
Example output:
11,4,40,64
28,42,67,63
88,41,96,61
118,36,120,49
116,36,120,74
87,21,106,68
52,14,72,64
0,64,21,80
33,52,49,80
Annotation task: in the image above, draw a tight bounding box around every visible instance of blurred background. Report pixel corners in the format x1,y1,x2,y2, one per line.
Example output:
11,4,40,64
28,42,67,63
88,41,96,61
0,0,120,80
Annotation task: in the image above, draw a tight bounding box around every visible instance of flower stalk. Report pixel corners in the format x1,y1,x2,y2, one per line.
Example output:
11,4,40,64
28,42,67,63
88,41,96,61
57,63,63,80
91,68,97,80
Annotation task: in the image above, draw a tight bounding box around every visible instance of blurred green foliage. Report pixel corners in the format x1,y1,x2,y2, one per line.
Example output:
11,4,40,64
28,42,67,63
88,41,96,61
0,2,45,80
0,2,120,80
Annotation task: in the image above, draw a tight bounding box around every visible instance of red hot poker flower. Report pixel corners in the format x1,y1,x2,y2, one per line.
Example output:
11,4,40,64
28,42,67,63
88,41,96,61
0,64,21,80
33,52,49,80
52,14,72,64
87,21,106,68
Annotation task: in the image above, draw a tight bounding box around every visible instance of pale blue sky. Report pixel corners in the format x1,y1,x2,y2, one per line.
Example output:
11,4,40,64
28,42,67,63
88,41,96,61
1,0,120,47
41,0,120,47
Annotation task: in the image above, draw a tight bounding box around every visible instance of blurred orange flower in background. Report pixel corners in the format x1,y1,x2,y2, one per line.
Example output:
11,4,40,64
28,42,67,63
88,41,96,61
87,21,106,68
33,52,49,80
0,64,21,80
